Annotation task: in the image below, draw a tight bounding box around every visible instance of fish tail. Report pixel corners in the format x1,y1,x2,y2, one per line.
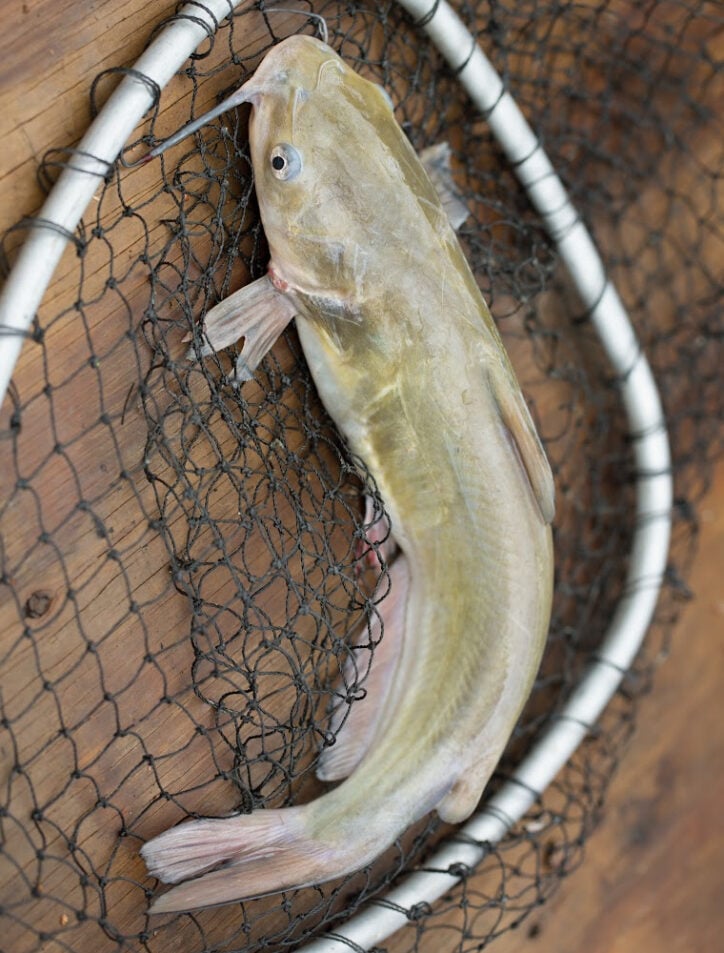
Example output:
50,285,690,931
142,803,347,913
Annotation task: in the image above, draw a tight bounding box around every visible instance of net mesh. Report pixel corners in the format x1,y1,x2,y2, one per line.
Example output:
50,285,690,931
0,1,721,951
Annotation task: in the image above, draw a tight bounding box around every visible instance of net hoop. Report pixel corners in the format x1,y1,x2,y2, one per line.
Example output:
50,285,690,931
0,2,673,951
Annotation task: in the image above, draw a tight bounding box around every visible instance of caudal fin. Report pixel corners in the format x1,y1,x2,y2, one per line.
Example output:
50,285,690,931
142,805,332,913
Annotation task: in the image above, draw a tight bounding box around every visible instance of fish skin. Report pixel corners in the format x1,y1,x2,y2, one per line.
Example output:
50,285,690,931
142,34,554,912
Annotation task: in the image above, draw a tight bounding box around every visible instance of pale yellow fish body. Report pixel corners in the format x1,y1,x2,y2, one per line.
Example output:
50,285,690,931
142,34,554,912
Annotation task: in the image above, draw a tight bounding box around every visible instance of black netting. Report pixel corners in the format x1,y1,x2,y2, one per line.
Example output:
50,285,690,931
0,1,721,951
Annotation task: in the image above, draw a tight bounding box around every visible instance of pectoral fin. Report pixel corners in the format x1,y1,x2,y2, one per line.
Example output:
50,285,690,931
490,363,556,525
188,274,297,382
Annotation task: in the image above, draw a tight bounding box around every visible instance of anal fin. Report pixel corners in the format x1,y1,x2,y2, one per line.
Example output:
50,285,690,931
354,493,395,571
317,556,410,782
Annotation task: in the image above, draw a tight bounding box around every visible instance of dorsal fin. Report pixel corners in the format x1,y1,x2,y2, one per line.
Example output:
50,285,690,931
420,142,470,231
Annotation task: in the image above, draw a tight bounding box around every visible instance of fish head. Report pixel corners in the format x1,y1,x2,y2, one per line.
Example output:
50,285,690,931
146,34,437,307
239,35,405,300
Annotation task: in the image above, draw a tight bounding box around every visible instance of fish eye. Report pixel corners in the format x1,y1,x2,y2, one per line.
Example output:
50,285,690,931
269,143,302,181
